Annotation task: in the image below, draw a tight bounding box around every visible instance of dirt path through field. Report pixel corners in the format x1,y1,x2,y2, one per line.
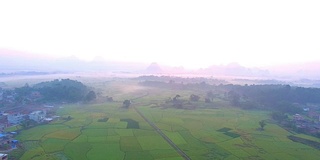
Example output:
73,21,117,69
133,106,191,160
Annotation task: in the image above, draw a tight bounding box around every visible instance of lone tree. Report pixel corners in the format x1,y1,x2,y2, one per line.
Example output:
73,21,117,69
85,91,96,101
172,95,183,108
172,95,181,102
259,120,267,130
123,100,131,108
227,90,240,106
206,91,215,101
205,98,211,103
106,96,113,102
189,94,200,102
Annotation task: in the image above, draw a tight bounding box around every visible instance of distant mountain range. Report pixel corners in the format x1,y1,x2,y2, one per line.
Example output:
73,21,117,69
145,62,162,74
196,62,270,77
0,49,147,73
1,49,320,79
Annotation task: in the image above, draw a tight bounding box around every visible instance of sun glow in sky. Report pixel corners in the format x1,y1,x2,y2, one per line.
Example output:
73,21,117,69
0,0,320,69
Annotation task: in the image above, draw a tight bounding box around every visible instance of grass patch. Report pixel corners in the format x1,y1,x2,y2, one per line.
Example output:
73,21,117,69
149,149,181,159
8,148,25,160
124,151,153,160
45,128,81,140
106,135,120,143
202,144,232,160
163,131,187,145
107,129,118,136
63,118,89,128
73,135,88,142
295,134,320,143
41,138,69,153
52,152,69,160
87,143,125,160
179,131,206,149
133,129,157,137
228,149,251,158
115,121,128,129
121,119,140,129
16,124,67,141
22,140,40,150
108,118,120,123
98,117,109,122
288,135,320,150
4,125,22,132
155,123,172,131
120,136,142,151
137,135,172,150
115,129,134,136
20,147,45,160
64,142,91,160
88,136,106,143
82,129,108,137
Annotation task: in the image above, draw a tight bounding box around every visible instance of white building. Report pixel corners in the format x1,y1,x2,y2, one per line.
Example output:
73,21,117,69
29,110,46,123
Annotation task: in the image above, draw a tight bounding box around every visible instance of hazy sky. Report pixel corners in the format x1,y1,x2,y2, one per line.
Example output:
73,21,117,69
0,0,319,69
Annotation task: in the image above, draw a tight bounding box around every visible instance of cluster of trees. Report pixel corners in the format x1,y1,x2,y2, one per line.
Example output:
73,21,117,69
136,75,227,85
123,100,131,108
163,94,201,109
6,79,97,104
140,79,320,114
33,79,95,102
172,95,183,108
221,84,319,114
140,77,320,134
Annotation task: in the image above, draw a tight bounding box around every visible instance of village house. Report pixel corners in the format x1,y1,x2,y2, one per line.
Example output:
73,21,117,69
0,91,3,101
29,110,46,123
0,116,7,132
0,153,8,160
30,91,41,98
293,114,304,121
7,113,25,125
0,133,14,151
44,105,54,108
26,91,42,102
0,132,19,155
0,134,9,145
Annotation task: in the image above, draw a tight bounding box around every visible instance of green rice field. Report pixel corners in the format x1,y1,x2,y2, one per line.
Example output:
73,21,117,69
10,80,320,160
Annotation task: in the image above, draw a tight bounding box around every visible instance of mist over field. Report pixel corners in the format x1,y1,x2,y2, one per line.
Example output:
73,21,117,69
1,1,320,160
1,73,320,159
2,51,320,159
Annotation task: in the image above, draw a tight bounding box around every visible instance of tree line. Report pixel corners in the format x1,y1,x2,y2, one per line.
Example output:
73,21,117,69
140,79,320,113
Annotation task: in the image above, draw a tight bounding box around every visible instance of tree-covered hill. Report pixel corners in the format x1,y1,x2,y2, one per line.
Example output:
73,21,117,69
33,79,88,102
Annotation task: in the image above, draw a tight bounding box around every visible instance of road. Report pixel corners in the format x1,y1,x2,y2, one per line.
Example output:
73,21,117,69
133,106,191,160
